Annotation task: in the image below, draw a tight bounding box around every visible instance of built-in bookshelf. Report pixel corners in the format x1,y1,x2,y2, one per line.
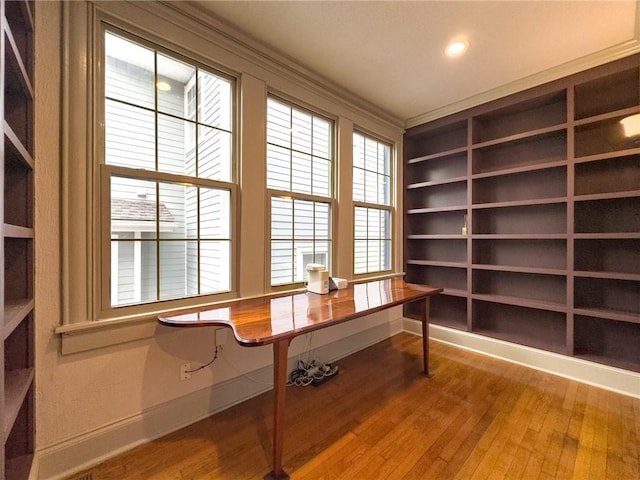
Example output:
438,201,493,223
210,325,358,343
1,0,36,478
404,54,640,373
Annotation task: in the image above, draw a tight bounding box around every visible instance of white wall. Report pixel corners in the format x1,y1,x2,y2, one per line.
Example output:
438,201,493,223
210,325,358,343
33,2,405,479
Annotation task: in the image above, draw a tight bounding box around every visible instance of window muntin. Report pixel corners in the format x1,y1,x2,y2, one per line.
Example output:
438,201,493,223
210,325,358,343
353,132,393,274
104,31,234,309
267,97,334,286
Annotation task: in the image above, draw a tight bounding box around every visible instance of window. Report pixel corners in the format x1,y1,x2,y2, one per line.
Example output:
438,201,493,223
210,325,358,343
103,31,235,309
353,132,392,274
266,97,333,286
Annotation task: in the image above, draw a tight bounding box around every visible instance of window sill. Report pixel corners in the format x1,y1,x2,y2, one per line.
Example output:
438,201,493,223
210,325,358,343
56,315,159,355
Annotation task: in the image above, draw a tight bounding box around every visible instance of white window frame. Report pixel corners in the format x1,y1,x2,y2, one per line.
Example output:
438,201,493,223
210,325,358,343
352,131,394,276
60,5,239,331
266,95,336,289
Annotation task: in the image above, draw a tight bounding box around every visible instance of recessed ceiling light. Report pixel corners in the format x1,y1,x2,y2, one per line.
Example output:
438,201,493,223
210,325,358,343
156,81,172,91
445,40,469,58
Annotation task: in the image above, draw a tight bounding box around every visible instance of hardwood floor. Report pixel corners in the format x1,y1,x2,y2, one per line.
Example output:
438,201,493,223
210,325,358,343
68,333,640,480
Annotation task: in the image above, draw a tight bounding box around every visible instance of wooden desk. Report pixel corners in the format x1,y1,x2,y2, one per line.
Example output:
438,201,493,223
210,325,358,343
158,278,442,479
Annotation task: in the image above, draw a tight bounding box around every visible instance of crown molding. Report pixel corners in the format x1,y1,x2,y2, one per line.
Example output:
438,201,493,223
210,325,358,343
406,0,640,128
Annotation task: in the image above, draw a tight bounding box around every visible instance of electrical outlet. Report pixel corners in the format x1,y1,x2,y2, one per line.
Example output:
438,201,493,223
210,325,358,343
215,328,228,347
180,363,191,381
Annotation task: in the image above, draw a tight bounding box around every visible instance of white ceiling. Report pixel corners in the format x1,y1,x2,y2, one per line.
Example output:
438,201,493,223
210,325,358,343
192,1,639,125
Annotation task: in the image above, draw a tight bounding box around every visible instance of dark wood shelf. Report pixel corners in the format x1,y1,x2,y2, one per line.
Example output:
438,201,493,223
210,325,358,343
472,233,567,239
3,368,34,442
4,121,34,168
2,1,36,475
406,234,467,240
440,288,468,298
574,232,640,240
5,453,34,480
3,25,34,99
472,263,566,276
472,293,567,313
572,146,640,165
407,146,468,164
573,105,640,128
3,298,34,340
472,197,567,210
4,224,33,238
406,260,467,269
471,159,567,180
407,176,467,189
472,124,567,150
404,54,639,374
407,205,467,214
574,190,640,202
573,307,640,325
574,271,640,282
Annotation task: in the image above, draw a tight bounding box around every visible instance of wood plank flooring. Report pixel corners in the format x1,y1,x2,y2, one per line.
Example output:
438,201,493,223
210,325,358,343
67,333,640,480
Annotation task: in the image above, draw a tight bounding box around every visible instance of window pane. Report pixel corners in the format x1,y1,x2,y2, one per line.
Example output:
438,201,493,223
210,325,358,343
352,132,391,206
312,157,331,197
353,206,391,274
157,54,195,118
354,208,367,239
272,197,293,239
267,144,291,191
105,100,155,170
294,199,314,239
291,151,312,194
199,70,232,131
111,238,157,307
365,170,378,204
111,177,158,238
314,202,331,239
200,188,231,239
353,168,365,203
105,32,154,109
353,133,365,168
313,116,331,160
157,182,188,239
201,240,231,294
354,240,368,275
291,109,312,154
199,125,232,181
271,240,294,285
378,142,390,176
159,240,192,300
158,114,194,175
379,174,390,205
267,98,291,149
270,197,331,285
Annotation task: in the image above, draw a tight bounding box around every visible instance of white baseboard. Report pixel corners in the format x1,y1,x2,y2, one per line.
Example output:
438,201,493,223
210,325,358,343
404,319,640,399
35,318,403,480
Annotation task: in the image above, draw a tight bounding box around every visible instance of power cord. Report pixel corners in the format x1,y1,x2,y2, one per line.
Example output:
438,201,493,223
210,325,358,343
287,359,339,387
185,345,220,374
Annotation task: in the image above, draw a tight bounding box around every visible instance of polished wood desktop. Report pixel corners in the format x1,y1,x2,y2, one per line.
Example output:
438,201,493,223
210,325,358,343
158,278,442,479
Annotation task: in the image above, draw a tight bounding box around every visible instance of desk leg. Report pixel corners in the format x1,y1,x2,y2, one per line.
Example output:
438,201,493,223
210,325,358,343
264,339,291,480
421,296,433,377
